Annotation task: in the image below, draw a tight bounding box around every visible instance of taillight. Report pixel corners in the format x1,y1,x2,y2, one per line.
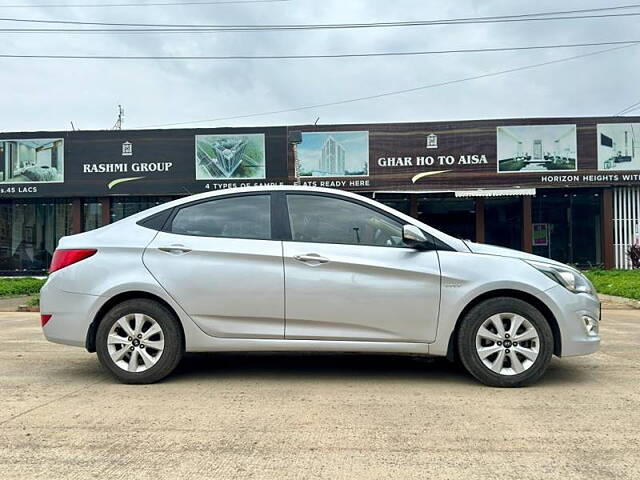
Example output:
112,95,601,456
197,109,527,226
41,314,52,327
49,249,97,273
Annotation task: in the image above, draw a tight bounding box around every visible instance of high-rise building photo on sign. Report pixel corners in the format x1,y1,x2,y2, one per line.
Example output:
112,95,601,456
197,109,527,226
195,134,266,180
297,131,369,177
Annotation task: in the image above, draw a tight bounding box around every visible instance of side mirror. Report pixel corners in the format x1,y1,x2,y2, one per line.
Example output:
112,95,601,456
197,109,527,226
402,224,428,249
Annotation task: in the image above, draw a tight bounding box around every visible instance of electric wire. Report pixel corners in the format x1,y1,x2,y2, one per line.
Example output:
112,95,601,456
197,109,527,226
1,4,640,31
616,99,640,115
0,0,290,6
133,43,639,129
1,40,638,60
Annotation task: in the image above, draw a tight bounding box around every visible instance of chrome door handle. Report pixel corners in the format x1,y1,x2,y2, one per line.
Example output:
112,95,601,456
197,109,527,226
293,253,329,264
158,245,192,254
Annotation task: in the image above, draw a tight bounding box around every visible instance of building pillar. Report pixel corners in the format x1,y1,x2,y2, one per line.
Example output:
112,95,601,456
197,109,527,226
522,196,533,253
71,198,82,234
475,197,485,243
100,197,111,226
410,194,418,218
602,188,615,269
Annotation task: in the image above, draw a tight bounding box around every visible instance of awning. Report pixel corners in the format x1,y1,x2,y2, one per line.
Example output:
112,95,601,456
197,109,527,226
454,188,536,198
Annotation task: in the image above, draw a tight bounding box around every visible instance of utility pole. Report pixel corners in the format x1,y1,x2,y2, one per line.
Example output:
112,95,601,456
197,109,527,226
113,105,124,130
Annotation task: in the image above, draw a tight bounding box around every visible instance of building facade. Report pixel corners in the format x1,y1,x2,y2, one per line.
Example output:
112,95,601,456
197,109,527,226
1,116,639,275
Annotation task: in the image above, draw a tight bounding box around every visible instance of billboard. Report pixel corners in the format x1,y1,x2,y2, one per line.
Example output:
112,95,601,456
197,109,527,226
0,138,64,184
297,131,369,178
497,125,577,173
1,116,640,198
598,123,640,171
196,134,266,180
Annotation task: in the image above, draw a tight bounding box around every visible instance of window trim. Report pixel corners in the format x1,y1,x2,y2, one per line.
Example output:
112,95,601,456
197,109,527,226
162,192,275,241
282,191,437,250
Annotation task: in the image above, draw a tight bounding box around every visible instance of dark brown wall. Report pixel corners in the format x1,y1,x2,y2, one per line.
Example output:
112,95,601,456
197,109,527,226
289,116,640,192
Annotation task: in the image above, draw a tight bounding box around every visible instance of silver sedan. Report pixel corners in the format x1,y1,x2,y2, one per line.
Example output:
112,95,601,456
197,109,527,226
40,186,600,386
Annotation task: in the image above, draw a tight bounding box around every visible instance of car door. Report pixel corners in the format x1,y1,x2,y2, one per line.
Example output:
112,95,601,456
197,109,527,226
143,193,285,339
282,193,441,343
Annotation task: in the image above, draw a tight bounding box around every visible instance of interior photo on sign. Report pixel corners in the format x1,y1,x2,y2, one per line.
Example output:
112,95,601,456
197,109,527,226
0,138,64,183
598,123,640,171
497,125,577,173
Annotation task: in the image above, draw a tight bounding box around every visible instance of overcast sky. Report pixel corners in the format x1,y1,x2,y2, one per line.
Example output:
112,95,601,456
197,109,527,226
0,0,638,132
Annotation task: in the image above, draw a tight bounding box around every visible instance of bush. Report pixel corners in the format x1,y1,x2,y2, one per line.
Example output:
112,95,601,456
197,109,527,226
583,269,640,300
0,278,47,297
27,294,40,307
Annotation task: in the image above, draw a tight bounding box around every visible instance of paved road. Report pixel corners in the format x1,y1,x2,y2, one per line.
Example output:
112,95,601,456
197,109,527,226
0,309,638,480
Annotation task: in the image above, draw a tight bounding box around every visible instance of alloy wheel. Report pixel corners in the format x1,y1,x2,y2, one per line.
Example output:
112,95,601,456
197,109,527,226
106,313,165,373
475,313,540,376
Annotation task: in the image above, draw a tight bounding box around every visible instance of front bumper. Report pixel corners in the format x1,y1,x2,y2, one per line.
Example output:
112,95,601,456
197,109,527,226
545,284,601,357
40,279,100,348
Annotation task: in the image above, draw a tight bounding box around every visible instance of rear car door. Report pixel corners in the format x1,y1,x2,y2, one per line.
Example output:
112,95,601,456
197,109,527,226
281,193,441,343
143,193,285,339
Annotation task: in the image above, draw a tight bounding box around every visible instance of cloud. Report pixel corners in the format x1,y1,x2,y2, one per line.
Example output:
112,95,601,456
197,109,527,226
0,0,638,132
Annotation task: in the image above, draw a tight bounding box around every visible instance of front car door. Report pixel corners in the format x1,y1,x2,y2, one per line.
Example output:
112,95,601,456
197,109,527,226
281,193,441,343
143,193,285,339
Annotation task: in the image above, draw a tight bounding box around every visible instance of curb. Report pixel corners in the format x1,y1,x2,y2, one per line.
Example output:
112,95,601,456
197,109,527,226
598,293,640,309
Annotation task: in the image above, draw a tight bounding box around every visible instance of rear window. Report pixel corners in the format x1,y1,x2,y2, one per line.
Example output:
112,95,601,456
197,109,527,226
169,195,271,240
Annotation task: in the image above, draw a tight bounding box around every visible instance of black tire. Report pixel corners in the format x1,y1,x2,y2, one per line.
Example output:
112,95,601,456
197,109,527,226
457,297,554,388
96,298,184,384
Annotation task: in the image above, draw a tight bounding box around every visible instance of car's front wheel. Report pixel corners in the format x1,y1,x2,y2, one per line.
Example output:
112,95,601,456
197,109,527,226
96,299,184,384
457,297,554,387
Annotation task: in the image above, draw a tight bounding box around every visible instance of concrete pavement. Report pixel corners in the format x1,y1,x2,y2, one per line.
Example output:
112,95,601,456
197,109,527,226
0,309,639,479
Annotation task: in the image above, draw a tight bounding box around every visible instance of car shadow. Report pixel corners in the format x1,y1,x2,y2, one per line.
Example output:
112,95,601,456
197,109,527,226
169,352,476,385
165,352,594,387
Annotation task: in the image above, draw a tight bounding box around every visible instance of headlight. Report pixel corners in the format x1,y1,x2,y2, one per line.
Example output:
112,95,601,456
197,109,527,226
525,260,594,295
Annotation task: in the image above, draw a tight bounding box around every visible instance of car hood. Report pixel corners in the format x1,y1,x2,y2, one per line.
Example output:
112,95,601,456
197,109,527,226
465,241,570,269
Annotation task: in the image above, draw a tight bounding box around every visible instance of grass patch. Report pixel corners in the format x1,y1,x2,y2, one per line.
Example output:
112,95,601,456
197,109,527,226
583,269,640,300
27,294,40,307
0,277,46,297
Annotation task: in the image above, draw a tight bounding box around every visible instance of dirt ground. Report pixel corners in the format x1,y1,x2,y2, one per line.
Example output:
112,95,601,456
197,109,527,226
0,309,638,480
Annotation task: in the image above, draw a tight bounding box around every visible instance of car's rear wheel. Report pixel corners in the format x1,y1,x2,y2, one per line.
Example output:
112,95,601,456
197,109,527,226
457,297,553,387
96,299,184,384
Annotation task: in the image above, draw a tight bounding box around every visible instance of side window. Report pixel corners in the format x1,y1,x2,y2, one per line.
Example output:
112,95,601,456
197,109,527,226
287,194,406,247
170,195,271,240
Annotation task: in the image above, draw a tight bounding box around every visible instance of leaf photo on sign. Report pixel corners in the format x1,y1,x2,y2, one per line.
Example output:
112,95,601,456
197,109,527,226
196,134,266,180
497,125,577,173
0,139,64,184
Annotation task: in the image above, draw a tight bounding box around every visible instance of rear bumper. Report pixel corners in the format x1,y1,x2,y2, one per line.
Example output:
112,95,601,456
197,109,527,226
40,280,100,348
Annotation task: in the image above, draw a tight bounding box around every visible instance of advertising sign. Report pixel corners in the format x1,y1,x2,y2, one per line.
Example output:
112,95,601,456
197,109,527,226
0,127,288,198
0,138,64,184
497,125,577,173
1,116,640,198
297,131,369,178
597,123,640,171
533,223,550,246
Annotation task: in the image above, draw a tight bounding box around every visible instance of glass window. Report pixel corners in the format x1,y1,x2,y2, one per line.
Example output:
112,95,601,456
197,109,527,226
170,195,271,240
287,194,406,247
532,189,601,267
0,199,72,274
111,196,175,223
83,199,103,232
417,194,476,241
485,197,523,250
374,193,411,215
